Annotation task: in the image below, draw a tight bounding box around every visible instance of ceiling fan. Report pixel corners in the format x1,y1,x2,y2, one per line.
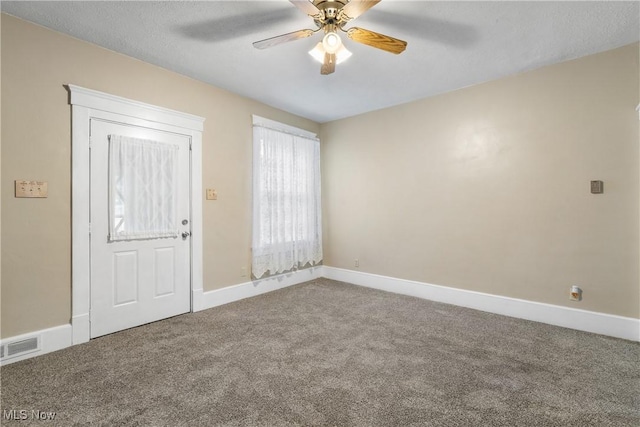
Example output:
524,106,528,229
253,0,407,75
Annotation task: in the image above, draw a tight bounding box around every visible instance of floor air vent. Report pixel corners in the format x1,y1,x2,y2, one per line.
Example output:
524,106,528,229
1,336,40,360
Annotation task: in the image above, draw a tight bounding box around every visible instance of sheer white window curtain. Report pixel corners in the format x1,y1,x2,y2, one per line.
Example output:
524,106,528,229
252,117,323,278
109,135,179,241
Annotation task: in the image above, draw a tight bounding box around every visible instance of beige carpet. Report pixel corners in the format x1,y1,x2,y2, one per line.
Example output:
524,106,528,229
1,278,638,426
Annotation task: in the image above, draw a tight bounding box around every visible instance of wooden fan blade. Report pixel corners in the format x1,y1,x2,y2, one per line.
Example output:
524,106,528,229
290,0,321,18
253,29,315,49
321,52,336,75
346,27,407,54
340,0,381,20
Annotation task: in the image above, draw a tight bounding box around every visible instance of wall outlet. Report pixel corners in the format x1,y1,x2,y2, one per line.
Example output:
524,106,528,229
354,259,359,268
570,285,582,301
240,267,247,278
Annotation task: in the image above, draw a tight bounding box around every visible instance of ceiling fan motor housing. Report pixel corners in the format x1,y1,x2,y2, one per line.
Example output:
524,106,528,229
314,0,351,30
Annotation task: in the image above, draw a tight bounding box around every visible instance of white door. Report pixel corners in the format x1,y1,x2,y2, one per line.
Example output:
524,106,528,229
90,119,191,338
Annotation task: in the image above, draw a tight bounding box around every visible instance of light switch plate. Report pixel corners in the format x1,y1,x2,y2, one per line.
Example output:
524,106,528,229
206,189,217,200
15,180,48,198
590,180,603,194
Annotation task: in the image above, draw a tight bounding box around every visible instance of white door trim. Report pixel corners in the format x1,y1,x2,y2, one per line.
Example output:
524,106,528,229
69,85,205,344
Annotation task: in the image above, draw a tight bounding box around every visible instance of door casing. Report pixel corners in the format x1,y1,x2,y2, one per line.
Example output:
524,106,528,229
69,85,205,344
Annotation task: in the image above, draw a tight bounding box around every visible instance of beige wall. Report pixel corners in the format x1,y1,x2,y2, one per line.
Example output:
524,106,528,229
321,43,639,318
2,13,638,340
0,14,319,338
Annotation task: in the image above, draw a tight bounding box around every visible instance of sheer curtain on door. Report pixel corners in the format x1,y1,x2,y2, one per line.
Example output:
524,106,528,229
108,135,179,241
252,117,322,279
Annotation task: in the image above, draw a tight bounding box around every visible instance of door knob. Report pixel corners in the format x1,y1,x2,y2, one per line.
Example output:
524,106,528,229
182,231,191,240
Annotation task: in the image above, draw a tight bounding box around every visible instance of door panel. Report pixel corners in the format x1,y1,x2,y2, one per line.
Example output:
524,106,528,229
113,251,138,306
154,247,175,297
90,119,191,338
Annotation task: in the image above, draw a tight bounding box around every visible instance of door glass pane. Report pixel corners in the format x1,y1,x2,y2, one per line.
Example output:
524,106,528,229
108,134,179,241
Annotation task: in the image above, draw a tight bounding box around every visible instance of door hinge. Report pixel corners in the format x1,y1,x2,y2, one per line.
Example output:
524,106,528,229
189,142,192,151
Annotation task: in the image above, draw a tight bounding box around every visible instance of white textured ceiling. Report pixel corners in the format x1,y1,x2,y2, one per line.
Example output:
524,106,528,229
2,1,638,123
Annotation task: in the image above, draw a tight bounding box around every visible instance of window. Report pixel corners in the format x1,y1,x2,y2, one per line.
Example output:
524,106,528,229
108,135,179,241
252,116,323,278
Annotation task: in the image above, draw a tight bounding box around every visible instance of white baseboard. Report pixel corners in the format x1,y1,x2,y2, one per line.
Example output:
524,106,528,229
323,266,640,342
196,266,325,311
6,264,636,365
0,324,72,366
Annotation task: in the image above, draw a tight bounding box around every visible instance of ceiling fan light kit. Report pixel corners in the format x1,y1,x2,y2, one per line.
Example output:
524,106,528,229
322,31,342,53
309,42,352,65
253,0,407,75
